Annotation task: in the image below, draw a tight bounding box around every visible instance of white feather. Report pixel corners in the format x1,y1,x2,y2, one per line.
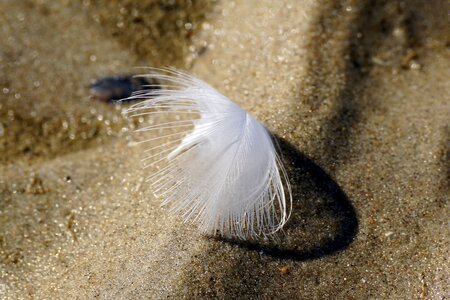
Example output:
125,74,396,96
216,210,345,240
126,68,292,240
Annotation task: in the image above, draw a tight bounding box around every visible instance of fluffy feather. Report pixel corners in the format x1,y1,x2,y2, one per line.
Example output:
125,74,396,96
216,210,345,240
126,68,292,239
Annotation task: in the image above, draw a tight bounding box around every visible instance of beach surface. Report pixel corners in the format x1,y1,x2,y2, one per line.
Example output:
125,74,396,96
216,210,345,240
0,0,449,299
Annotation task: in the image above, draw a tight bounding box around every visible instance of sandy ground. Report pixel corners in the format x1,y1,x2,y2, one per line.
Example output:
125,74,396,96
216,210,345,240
0,0,449,299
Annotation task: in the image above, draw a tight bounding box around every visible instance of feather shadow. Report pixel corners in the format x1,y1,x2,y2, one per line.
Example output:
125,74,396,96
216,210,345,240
217,135,358,261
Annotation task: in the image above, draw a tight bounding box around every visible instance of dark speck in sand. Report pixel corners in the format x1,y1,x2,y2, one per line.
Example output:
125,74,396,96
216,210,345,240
89,75,159,103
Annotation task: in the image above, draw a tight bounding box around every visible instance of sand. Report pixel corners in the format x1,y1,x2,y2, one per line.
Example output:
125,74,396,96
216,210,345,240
0,0,449,299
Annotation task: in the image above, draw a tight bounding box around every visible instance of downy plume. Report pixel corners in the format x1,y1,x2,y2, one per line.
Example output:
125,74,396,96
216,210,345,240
126,68,292,240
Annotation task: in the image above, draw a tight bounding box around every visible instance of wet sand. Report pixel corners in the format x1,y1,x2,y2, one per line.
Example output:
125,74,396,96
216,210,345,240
0,0,449,299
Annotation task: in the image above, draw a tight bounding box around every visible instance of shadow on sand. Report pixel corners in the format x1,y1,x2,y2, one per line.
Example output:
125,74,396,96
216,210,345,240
218,135,358,261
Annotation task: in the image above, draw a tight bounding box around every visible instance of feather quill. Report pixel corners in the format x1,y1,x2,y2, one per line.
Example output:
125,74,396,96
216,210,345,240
126,68,292,240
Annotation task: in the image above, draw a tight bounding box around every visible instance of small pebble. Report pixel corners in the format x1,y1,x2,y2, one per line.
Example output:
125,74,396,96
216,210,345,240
25,174,46,195
89,75,158,102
